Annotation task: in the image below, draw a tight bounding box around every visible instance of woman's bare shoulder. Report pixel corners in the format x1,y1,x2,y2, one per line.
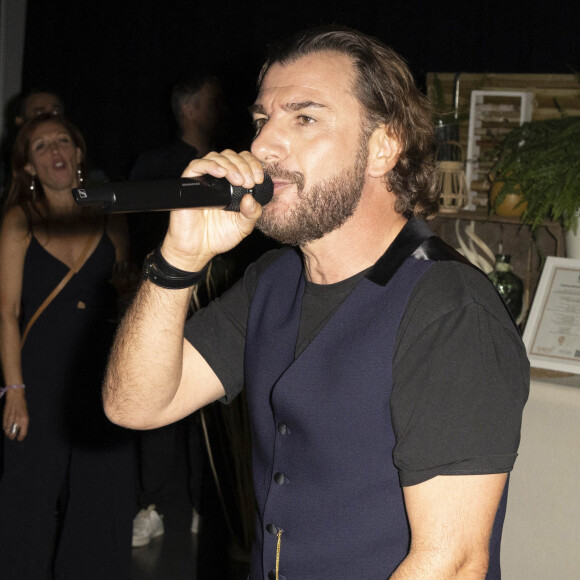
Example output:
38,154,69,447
1,205,31,243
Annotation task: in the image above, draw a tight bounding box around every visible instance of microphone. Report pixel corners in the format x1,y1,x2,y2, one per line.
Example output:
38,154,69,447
72,174,274,213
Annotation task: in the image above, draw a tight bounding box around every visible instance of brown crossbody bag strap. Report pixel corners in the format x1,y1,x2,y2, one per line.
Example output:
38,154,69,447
20,229,100,349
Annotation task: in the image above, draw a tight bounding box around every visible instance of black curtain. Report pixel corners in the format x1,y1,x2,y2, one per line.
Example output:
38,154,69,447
22,0,578,181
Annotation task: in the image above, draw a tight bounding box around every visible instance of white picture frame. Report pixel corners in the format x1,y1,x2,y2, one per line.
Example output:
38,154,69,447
523,257,580,374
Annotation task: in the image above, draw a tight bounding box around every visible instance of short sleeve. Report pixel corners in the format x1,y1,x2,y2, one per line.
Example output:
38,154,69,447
392,261,530,486
184,248,285,403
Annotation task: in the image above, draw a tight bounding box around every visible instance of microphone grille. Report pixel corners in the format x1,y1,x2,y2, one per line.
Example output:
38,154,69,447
227,174,274,211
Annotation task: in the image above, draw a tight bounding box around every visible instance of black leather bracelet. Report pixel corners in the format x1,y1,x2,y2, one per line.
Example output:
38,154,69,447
143,245,209,289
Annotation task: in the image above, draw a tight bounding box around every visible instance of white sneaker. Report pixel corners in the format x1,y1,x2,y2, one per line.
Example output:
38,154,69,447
132,504,164,547
191,507,201,534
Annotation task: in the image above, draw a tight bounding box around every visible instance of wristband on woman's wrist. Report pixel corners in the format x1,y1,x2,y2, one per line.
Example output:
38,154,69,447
0,384,25,398
142,245,209,289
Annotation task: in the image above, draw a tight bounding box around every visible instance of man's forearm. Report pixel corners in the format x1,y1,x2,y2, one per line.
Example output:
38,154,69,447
103,279,194,429
389,548,489,579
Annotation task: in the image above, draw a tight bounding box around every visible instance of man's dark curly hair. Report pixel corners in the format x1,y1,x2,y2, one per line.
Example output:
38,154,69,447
257,25,439,220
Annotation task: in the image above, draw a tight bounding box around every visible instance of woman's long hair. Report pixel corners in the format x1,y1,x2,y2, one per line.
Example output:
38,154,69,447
3,112,87,228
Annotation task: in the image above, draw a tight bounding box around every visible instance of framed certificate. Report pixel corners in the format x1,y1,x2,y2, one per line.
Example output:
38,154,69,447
523,257,580,374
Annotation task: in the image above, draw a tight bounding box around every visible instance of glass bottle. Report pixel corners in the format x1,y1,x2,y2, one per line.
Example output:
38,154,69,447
488,254,524,320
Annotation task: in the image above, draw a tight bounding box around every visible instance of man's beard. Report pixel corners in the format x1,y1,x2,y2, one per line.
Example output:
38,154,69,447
256,135,369,246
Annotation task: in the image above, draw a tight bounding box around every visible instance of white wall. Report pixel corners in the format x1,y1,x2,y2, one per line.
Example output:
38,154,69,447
501,374,580,578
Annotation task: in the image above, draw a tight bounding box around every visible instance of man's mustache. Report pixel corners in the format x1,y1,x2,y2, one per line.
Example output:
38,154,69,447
263,163,305,190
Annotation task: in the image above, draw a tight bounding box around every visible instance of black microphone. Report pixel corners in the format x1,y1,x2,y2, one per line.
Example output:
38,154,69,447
72,174,274,213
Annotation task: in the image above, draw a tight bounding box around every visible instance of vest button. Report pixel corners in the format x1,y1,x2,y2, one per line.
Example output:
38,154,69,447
278,422,289,435
274,472,288,485
266,523,278,535
268,572,275,580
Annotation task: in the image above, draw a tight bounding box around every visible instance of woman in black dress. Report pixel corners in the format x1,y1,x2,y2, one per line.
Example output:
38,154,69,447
0,112,133,579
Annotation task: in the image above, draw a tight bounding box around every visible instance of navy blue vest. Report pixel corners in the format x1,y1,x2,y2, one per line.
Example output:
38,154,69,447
244,218,506,579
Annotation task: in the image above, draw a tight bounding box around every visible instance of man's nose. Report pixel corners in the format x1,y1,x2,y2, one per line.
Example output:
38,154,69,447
251,121,289,164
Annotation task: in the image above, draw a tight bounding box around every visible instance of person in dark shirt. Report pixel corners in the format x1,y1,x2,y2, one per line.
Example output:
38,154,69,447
103,26,529,579
128,75,226,265
128,74,227,548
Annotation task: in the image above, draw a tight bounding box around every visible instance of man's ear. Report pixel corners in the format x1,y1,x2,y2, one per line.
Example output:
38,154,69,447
367,125,401,178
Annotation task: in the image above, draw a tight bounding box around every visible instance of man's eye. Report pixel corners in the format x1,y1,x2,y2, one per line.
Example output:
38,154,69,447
297,115,315,125
253,117,267,135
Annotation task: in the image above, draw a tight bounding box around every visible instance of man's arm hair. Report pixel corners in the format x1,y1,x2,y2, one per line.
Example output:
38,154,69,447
103,279,225,430
389,473,508,579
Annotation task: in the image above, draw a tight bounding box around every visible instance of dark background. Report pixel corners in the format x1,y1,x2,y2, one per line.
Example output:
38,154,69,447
21,0,578,181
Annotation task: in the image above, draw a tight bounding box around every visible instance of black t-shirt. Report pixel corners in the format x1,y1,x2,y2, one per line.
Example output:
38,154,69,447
184,248,529,486
297,268,369,357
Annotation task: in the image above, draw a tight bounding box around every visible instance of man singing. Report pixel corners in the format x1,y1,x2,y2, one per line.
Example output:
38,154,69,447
104,26,529,579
